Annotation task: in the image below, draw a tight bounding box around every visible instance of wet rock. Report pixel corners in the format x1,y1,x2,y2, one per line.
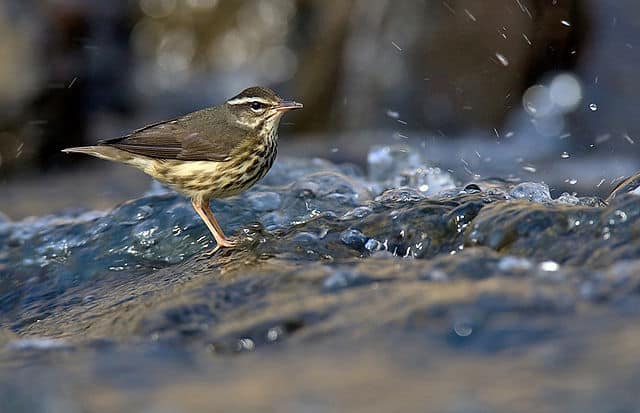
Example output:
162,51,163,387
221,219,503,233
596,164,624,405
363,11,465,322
374,187,424,203
339,228,368,250
136,303,216,338
3,149,640,413
0,329,15,347
246,191,282,212
462,183,482,193
322,270,375,293
554,192,581,205
607,170,640,201
509,182,551,202
497,256,533,272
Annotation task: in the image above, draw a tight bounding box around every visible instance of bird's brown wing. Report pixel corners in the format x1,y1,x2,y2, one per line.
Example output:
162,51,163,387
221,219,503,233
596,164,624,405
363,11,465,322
99,108,250,162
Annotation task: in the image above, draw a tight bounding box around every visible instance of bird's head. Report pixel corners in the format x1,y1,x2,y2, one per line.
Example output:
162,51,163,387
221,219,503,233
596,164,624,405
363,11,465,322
225,86,303,132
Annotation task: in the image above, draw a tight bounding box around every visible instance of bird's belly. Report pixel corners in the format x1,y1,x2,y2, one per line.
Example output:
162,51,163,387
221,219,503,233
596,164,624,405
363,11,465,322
149,146,276,199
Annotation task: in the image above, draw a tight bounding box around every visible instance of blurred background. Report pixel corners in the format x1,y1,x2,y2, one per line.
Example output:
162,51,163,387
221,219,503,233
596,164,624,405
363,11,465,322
0,0,639,218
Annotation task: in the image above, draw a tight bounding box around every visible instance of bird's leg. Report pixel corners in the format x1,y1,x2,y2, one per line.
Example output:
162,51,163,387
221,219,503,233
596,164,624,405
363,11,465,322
191,197,236,251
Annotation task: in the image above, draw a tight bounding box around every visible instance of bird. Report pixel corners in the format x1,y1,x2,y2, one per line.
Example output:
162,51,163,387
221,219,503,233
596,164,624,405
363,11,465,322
63,86,302,250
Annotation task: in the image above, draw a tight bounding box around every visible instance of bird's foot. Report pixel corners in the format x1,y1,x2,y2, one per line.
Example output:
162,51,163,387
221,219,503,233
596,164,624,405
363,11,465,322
206,237,238,255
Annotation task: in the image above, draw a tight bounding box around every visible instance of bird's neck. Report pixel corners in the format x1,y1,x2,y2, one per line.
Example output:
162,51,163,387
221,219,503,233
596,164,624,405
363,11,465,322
257,116,282,145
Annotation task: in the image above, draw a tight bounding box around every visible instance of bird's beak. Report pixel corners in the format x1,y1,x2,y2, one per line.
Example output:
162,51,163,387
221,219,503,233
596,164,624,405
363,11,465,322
275,100,303,112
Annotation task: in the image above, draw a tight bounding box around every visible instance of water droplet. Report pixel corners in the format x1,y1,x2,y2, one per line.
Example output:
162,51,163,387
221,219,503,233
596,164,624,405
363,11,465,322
495,52,509,66
589,103,598,111
613,210,628,223
540,261,559,272
453,320,473,337
561,152,570,159
237,338,255,351
385,110,399,119
267,327,282,342
365,238,383,252
561,20,571,27
464,9,477,21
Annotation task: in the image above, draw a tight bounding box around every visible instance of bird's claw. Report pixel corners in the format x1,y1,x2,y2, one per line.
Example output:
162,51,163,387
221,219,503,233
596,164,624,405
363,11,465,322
206,238,238,255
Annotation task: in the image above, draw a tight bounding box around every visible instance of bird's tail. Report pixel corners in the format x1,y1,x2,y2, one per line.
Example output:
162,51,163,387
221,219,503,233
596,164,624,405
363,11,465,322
61,145,134,163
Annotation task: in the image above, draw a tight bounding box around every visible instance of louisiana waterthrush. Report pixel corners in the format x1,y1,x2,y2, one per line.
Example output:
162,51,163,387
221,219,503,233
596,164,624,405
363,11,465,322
63,86,302,250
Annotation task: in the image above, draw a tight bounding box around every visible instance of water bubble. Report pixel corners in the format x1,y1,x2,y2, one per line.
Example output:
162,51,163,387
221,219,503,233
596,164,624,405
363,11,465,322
266,326,283,342
549,73,582,111
522,85,553,117
539,261,560,272
589,103,598,111
453,320,473,337
364,238,383,252
236,338,255,351
612,210,628,224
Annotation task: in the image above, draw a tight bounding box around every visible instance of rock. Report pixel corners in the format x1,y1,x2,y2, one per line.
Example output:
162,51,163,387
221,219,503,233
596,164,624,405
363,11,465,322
608,171,640,202
3,152,640,413
509,182,552,202
339,228,368,250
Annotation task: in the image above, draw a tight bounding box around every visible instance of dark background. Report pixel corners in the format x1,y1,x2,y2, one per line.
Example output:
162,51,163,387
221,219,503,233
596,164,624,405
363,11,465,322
0,0,639,218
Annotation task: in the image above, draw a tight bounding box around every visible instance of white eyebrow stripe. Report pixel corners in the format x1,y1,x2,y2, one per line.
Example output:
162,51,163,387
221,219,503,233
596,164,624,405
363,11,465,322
226,97,271,106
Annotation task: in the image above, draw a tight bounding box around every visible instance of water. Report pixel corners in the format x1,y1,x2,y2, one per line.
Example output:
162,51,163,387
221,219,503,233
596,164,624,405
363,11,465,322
2,146,640,412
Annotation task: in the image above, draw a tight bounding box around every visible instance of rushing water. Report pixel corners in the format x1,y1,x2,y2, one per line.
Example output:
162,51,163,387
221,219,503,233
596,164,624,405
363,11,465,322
2,146,640,412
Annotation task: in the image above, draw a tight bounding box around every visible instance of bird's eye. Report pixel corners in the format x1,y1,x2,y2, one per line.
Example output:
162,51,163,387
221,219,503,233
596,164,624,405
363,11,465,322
250,101,265,111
